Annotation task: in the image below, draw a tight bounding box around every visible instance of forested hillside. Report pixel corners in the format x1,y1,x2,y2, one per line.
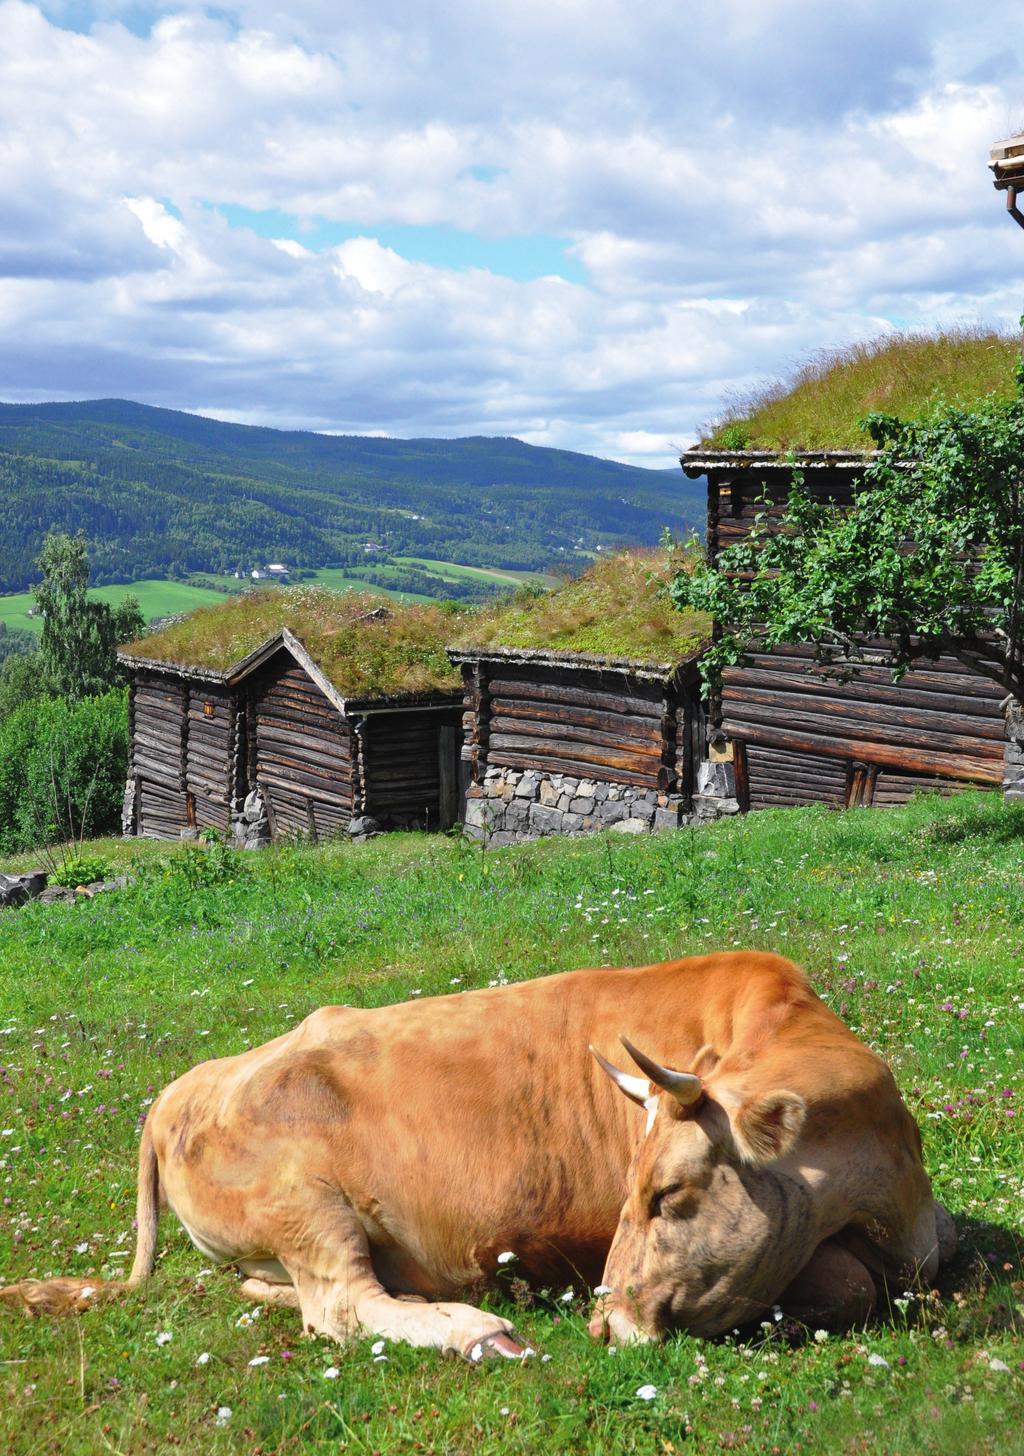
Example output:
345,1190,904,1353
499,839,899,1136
0,400,702,592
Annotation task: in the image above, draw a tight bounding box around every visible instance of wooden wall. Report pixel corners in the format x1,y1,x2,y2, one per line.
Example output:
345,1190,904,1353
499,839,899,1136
248,651,355,839
461,659,699,795
359,708,464,829
131,670,235,837
704,464,1007,809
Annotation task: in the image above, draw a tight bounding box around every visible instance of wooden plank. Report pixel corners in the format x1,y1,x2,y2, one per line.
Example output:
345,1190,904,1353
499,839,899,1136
487,731,665,774
723,697,1005,758
723,683,1007,744
486,677,663,717
487,695,669,741
488,713,664,757
490,748,664,789
727,720,999,783
723,665,1005,718
257,768,352,808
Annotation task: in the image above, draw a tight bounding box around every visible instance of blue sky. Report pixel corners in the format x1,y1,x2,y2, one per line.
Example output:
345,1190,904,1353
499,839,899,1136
1,0,1023,464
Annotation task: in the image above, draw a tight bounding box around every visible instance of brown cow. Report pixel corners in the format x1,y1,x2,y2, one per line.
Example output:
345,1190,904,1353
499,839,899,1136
0,952,954,1356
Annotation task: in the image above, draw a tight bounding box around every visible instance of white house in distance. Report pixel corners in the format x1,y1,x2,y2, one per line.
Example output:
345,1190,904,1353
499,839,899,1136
249,563,289,583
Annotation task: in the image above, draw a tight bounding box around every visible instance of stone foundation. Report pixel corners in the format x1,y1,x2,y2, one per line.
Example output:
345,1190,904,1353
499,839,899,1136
463,766,694,844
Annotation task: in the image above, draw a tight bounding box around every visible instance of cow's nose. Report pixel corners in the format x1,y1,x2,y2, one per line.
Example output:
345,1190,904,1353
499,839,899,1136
605,1306,653,1345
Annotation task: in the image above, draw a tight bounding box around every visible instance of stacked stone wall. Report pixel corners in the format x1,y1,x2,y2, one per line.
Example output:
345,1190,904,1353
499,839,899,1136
463,766,694,844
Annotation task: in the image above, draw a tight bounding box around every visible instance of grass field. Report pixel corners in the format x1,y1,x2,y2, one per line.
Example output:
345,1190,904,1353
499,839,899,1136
392,558,561,589
0,795,1021,1454
0,580,237,634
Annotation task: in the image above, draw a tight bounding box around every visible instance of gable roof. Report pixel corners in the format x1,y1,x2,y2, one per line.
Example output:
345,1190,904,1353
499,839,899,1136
118,588,465,704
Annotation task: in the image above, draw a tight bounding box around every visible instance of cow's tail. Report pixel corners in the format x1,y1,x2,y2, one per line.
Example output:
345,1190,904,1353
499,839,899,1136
0,1116,161,1318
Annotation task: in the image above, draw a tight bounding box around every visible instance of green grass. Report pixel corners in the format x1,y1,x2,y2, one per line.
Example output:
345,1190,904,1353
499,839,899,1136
0,793,1022,1453
304,568,434,605
0,580,237,634
457,546,708,664
701,328,1022,452
393,558,560,589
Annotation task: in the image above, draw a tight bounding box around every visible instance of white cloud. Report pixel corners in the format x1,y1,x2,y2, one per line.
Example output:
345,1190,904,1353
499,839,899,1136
1,0,1023,464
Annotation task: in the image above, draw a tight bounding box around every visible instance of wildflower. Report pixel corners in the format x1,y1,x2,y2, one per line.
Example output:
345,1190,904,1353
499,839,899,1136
196,1352,211,1366
867,1353,889,1367
594,1284,613,1296
496,1251,517,1265
236,1308,261,1327
74,1242,89,1254
499,1406,510,1415
989,1358,1010,1373
559,1288,574,1303
370,1339,386,1355
541,1353,552,1363
248,1355,270,1366
635,1384,658,1401
78,1287,95,1301
155,1331,172,1347
214,1406,232,1427
813,1329,828,1343
323,1367,340,1379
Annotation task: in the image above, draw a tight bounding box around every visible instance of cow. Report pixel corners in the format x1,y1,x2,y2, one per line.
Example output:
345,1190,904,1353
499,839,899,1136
0,952,955,1358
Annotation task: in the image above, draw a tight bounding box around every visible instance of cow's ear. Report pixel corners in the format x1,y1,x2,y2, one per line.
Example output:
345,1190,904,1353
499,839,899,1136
731,1091,806,1165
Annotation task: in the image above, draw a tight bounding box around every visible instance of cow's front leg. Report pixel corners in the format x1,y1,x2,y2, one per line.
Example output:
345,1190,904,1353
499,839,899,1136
284,1205,527,1361
779,1238,876,1332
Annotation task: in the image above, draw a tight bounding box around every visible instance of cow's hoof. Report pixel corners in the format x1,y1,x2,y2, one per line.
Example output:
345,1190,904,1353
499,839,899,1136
465,1332,532,1362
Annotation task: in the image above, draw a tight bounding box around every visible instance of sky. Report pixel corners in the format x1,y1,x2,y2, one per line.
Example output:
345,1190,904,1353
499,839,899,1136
2,1,1024,466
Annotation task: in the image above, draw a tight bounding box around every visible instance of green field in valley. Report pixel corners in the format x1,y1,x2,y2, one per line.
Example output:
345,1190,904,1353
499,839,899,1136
392,557,561,588
0,793,1021,1454
0,579,237,635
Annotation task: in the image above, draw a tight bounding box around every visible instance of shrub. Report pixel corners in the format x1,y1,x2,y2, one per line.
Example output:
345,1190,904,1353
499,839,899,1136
0,688,129,853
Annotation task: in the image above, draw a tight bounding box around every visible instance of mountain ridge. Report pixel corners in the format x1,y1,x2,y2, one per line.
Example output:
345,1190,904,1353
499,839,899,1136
0,398,701,593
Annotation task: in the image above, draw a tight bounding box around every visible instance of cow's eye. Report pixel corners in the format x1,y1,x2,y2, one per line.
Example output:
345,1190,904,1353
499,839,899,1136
649,1185,683,1218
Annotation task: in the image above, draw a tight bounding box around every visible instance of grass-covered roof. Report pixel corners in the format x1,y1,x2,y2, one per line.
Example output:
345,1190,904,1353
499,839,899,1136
123,588,466,701
452,547,709,669
700,327,1021,452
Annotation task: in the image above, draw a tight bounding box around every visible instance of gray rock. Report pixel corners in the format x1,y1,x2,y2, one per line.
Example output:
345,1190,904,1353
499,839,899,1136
464,799,494,830
653,806,683,832
697,760,736,798
528,803,563,835
610,817,650,835
557,792,574,811
597,799,628,824
243,788,266,824
539,779,560,807
576,780,597,798
38,885,76,905
592,783,609,802
560,812,584,833
629,799,655,824
514,772,539,798
348,815,384,839
569,797,594,815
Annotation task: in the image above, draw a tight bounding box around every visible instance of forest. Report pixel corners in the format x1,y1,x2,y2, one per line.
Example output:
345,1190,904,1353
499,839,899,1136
0,399,703,592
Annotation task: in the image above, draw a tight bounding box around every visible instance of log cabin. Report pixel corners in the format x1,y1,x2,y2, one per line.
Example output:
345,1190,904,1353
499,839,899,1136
680,449,1008,811
448,550,710,842
118,591,465,842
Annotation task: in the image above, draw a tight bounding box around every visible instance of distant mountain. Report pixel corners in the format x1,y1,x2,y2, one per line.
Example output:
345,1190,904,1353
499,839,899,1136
0,399,702,594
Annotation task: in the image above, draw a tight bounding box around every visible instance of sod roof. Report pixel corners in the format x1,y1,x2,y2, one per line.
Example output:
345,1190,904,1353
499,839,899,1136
451,547,709,672
122,588,466,701
700,328,1021,452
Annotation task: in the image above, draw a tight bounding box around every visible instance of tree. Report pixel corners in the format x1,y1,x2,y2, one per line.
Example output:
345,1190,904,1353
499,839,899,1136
671,361,1024,707
33,532,145,701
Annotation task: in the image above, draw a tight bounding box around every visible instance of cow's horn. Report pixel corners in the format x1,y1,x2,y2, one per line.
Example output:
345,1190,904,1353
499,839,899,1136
619,1036,702,1106
588,1045,651,1107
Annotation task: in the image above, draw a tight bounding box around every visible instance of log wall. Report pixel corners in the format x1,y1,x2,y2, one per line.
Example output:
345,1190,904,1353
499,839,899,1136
704,465,1007,809
248,652,354,840
359,708,464,829
462,660,697,795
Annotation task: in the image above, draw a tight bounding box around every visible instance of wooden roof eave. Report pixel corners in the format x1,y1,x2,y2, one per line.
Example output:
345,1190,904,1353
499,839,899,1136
446,642,704,685
680,448,877,480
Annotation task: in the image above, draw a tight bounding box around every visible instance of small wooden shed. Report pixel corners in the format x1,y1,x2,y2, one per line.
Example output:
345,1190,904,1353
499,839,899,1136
118,593,465,842
448,551,709,841
680,451,1008,810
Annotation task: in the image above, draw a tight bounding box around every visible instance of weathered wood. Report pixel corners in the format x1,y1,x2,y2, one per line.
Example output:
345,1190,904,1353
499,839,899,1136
487,731,665,774
256,768,352,808
488,695,669,740
726,718,998,784
491,749,666,789
722,696,1004,759
487,677,663,717
488,714,664,758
